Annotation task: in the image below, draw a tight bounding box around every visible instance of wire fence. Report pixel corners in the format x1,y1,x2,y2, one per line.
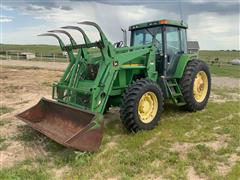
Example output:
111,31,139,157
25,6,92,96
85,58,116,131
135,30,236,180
0,51,68,62
1,50,239,67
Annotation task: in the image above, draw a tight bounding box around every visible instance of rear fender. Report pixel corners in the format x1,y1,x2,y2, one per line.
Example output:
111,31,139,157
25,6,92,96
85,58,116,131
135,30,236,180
174,54,198,78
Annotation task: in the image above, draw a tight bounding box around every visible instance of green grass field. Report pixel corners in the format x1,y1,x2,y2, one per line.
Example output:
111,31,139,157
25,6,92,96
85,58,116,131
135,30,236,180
199,50,240,63
209,65,240,78
0,45,239,179
198,50,240,78
1,44,61,54
0,87,239,179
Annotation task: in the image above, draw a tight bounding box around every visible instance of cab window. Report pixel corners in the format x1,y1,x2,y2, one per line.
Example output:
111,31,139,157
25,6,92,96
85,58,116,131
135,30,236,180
131,27,163,54
132,29,153,45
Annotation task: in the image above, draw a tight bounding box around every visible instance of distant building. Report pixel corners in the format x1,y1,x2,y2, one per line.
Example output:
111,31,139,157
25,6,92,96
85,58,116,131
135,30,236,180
62,51,77,57
20,52,36,59
187,41,200,54
62,51,68,57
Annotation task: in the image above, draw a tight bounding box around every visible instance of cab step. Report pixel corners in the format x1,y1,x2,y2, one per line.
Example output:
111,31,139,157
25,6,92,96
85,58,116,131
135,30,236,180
165,78,186,106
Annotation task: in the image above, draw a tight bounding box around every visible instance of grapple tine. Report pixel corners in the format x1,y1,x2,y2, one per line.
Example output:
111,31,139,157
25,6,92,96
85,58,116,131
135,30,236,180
48,30,77,45
38,33,66,50
78,21,106,39
38,33,60,39
61,26,91,44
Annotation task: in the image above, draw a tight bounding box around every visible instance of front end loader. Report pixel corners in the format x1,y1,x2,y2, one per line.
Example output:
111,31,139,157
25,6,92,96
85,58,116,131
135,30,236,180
16,20,211,152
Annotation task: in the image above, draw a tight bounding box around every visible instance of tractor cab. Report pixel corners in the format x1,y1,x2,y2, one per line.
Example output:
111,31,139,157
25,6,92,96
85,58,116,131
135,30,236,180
129,19,188,76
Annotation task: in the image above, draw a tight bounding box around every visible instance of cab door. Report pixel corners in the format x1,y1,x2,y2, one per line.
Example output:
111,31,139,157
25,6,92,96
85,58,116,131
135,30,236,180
164,26,187,76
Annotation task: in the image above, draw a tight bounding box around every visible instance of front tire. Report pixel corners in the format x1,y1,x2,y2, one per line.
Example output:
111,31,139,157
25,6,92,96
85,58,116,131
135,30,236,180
120,79,164,132
179,59,211,111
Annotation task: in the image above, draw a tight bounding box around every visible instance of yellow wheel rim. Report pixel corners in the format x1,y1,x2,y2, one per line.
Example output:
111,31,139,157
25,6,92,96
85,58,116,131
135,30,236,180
138,92,158,123
193,71,208,102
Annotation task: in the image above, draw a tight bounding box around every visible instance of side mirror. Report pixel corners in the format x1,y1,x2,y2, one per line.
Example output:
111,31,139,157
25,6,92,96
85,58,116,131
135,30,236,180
114,41,124,48
121,28,127,47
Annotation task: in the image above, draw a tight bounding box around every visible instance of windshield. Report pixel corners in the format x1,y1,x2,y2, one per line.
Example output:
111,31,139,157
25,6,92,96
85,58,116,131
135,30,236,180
131,26,163,54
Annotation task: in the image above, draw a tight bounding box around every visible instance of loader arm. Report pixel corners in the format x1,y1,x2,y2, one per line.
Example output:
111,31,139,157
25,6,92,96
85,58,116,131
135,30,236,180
17,21,156,152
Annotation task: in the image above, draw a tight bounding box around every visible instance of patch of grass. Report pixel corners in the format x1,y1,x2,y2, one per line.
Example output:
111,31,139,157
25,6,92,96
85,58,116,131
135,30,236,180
1,44,61,54
15,100,30,105
212,87,240,100
4,85,23,93
2,65,64,72
14,125,47,143
187,144,218,176
5,66,40,70
0,159,51,180
199,50,240,63
41,81,52,87
0,106,14,116
0,136,6,144
14,125,65,152
226,162,240,180
0,75,8,79
0,136,8,151
209,65,240,78
199,50,240,78
0,119,10,126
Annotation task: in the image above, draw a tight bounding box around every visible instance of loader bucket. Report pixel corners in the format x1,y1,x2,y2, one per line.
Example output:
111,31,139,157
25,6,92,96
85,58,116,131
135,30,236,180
16,98,103,152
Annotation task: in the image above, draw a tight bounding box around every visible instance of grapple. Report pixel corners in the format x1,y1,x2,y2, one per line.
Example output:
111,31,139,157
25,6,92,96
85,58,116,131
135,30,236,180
16,21,112,152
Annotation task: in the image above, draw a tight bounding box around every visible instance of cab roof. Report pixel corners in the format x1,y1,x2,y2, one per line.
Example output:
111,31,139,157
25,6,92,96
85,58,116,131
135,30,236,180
129,19,188,31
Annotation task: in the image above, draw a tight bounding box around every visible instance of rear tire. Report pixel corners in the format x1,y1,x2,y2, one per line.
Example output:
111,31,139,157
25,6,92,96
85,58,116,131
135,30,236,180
120,79,163,132
179,59,211,111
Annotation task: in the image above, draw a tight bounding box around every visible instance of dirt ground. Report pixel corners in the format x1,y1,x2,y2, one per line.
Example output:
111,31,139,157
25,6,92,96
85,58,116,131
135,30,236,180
0,65,63,168
0,60,239,176
1,60,67,71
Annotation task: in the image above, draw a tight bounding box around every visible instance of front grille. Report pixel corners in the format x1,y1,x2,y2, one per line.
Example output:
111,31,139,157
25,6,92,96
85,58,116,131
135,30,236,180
76,92,91,108
53,84,92,109
86,64,99,80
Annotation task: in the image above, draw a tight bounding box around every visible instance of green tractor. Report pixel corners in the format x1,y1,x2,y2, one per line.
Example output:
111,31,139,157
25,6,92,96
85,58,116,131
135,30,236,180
16,19,211,152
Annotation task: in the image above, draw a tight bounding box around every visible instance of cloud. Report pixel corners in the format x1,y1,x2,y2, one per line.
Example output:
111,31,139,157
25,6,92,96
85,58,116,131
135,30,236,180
4,0,240,22
0,16,13,23
61,6,73,11
25,5,45,11
188,12,239,50
24,4,73,12
70,0,240,18
25,0,59,10
2,0,239,50
2,0,72,12
0,5,14,11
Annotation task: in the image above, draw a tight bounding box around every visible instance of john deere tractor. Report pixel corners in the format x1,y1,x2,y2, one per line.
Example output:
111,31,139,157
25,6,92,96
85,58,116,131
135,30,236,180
17,19,211,152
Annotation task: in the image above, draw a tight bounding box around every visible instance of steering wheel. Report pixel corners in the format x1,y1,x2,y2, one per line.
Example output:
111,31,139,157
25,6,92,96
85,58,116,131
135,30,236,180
167,44,179,50
153,40,163,54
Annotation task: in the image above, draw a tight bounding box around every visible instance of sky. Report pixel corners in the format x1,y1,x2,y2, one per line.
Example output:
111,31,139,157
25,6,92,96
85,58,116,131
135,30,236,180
0,0,239,50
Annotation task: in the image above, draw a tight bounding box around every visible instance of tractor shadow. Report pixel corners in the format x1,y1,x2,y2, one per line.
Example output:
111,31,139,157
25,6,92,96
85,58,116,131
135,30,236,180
161,102,187,117
103,103,187,136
